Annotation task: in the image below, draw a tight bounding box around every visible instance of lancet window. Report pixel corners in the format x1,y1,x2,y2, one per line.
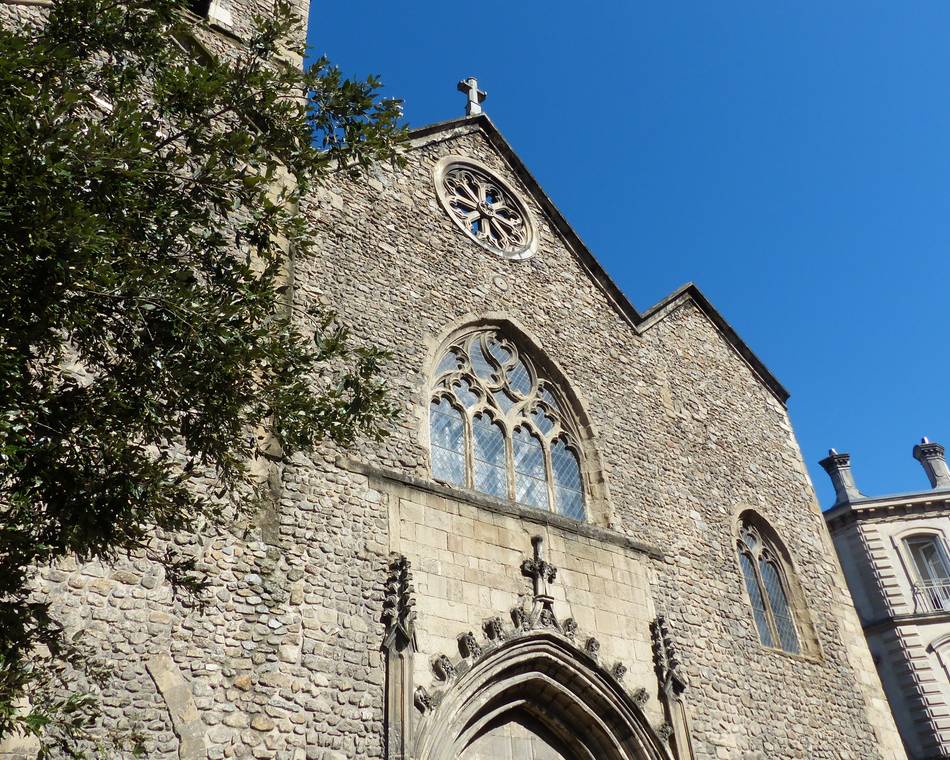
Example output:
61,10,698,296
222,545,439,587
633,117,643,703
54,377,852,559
736,521,801,654
429,330,585,520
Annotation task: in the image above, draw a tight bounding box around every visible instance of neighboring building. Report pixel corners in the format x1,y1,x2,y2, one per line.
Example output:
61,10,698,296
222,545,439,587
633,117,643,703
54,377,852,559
2,2,909,759
823,441,950,759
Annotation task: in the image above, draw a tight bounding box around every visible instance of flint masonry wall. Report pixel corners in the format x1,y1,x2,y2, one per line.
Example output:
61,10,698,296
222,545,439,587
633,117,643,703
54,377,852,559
0,114,905,759
1,1,907,755
292,120,905,759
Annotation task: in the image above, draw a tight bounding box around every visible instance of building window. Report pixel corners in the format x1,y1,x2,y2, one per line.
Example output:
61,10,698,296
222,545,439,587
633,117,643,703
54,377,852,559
906,534,950,613
429,329,586,520
433,157,539,260
737,522,801,654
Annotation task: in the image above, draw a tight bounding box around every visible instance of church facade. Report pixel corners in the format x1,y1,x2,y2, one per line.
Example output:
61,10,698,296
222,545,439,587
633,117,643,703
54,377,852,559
1,1,910,758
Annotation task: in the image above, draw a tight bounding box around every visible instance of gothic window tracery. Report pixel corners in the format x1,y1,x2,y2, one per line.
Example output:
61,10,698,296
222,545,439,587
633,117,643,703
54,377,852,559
737,521,801,654
433,157,538,260
429,329,585,520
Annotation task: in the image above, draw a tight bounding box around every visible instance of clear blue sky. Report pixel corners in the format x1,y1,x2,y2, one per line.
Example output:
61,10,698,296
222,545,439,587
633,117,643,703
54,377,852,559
307,1,950,508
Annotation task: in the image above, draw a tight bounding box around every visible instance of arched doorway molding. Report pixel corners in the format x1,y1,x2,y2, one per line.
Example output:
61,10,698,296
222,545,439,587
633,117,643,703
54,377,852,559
413,631,672,760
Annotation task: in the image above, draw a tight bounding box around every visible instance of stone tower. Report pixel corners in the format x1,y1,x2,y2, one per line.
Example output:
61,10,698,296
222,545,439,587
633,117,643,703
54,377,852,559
1,1,908,758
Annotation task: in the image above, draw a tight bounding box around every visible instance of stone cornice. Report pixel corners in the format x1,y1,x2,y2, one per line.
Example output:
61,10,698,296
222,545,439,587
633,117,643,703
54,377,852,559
862,609,950,635
338,456,664,560
824,493,950,530
407,115,790,406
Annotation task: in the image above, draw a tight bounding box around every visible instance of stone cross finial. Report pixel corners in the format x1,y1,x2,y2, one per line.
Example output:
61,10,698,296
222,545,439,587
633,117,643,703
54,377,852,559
521,535,557,600
457,76,487,116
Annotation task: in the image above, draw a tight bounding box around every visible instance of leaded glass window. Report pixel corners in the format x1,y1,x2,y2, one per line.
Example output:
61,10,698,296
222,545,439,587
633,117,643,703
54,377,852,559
737,523,801,654
472,414,507,499
429,329,587,519
430,398,465,487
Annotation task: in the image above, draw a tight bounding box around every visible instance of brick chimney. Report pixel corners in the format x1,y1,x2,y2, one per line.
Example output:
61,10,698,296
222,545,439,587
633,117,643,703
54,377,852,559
913,437,950,490
819,449,863,505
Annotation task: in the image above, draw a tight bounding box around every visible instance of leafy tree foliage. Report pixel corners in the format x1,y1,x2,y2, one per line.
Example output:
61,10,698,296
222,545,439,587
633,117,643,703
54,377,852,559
0,0,404,753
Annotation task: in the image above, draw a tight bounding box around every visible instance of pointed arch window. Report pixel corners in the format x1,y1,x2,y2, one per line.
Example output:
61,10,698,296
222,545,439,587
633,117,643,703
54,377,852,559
428,329,587,520
737,522,801,654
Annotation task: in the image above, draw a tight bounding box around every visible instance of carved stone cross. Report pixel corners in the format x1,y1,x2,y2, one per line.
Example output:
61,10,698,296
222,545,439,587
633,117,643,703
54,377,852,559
457,76,487,116
521,535,557,601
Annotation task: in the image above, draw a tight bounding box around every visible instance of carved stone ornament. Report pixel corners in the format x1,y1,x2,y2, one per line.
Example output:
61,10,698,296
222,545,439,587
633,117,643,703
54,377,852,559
612,662,627,680
585,637,600,657
511,606,527,631
382,555,416,652
483,616,506,641
519,535,564,631
458,631,482,660
651,615,688,698
650,614,698,760
632,687,649,708
562,618,578,639
433,156,538,260
432,654,456,682
414,685,433,713
383,555,419,760
538,607,557,629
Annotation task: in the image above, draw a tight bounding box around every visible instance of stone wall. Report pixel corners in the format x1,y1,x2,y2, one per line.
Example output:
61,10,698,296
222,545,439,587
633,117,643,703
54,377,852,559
293,119,906,759
0,1,909,756
829,507,950,758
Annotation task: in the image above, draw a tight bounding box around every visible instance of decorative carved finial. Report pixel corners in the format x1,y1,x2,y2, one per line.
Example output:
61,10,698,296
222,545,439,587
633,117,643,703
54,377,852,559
562,618,578,640
517,535,564,630
432,654,456,682
457,76,487,116
382,555,416,652
484,616,506,642
651,615,687,698
414,685,433,713
511,606,527,631
521,535,557,599
612,662,627,680
656,722,674,743
632,687,649,708
458,632,482,660
584,637,600,657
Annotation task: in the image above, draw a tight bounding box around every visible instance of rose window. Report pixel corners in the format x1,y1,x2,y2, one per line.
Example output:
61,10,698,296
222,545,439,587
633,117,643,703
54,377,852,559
434,158,537,259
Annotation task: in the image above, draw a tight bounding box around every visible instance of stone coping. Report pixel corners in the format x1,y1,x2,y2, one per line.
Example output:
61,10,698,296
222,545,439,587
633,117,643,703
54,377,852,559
825,494,950,529
337,456,664,561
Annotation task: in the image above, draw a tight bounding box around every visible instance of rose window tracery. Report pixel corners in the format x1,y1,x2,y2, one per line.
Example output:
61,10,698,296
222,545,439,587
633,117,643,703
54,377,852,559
429,330,585,520
434,158,537,259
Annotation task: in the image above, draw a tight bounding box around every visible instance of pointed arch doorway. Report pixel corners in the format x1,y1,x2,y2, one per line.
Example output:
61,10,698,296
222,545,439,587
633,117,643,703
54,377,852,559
461,710,576,760
413,633,670,760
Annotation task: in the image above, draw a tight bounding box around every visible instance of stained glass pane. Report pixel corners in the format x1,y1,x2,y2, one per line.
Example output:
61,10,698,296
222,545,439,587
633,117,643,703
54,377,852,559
470,341,496,382
430,399,465,486
531,406,555,435
435,349,462,378
508,359,532,396
760,559,800,654
452,378,479,408
539,385,560,411
551,440,584,520
487,338,512,365
513,428,547,509
739,552,774,648
473,414,507,500
494,389,518,414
